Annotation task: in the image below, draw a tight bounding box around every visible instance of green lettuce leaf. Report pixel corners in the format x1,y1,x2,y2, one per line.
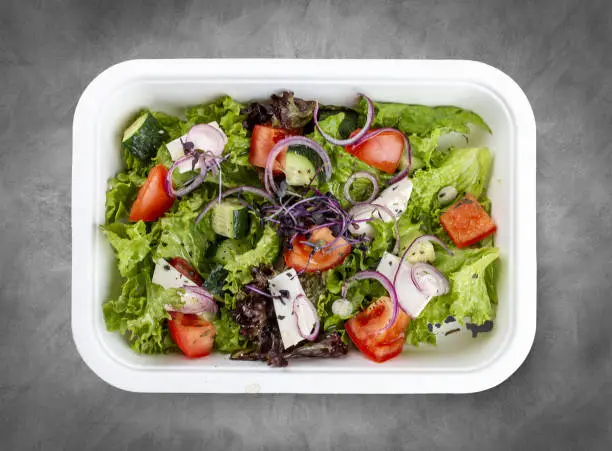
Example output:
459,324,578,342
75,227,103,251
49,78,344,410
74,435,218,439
407,247,500,345
104,171,145,223
151,111,183,140
102,221,161,278
102,219,181,354
222,225,281,307
103,274,182,354
360,100,491,136
153,190,217,275
212,308,251,353
408,147,492,223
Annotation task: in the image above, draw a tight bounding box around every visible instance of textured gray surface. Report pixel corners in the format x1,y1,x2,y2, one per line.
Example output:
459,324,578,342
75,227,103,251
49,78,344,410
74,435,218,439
1,0,611,449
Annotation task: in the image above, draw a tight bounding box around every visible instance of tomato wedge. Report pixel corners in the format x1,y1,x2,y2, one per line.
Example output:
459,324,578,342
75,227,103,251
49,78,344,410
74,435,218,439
440,193,497,248
249,125,296,172
169,257,203,285
129,164,174,222
345,129,404,174
345,296,410,363
284,227,351,273
168,312,216,358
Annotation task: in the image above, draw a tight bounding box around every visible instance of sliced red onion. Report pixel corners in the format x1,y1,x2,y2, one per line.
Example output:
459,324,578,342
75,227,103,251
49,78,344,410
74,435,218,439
186,123,226,155
264,136,332,194
195,186,275,225
343,171,379,205
293,294,320,341
165,285,218,315
313,95,374,146
346,270,402,332
394,235,453,286
410,263,450,297
165,153,208,198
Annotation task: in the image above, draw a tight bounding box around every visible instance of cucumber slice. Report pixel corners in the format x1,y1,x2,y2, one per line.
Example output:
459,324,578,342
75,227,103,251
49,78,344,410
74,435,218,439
284,145,323,186
211,200,250,239
122,112,166,161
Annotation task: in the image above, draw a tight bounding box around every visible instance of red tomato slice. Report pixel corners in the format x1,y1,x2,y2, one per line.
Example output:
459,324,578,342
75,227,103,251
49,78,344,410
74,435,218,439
345,296,410,363
169,257,203,285
168,312,216,358
129,164,174,222
440,193,497,248
284,227,351,273
345,129,404,174
249,125,296,172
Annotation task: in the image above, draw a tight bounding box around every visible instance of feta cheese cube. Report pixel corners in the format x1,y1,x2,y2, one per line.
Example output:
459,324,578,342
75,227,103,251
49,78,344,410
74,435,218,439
268,269,317,349
152,258,197,290
349,178,413,237
376,252,432,318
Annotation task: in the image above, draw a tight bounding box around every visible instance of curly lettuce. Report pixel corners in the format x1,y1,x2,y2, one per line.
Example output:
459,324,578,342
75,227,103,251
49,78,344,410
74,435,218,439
360,100,491,136
222,225,281,307
407,247,500,345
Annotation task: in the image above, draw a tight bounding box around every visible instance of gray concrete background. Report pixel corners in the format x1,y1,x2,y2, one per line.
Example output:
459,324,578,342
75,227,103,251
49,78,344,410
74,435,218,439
1,0,611,449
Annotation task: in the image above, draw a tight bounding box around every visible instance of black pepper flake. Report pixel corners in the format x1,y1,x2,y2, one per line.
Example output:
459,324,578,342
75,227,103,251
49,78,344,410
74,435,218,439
164,265,171,271
427,324,433,332
445,328,461,336
279,289,290,298
444,315,455,323
277,315,286,320
419,250,424,255
388,261,393,267
435,323,441,328
472,273,478,279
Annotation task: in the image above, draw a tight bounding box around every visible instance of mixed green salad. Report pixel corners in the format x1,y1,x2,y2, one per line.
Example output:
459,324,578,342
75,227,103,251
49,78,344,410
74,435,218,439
102,91,499,366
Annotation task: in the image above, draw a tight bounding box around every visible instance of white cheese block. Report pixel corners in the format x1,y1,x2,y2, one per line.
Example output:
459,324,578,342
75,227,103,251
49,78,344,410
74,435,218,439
165,136,187,161
349,178,413,237
376,252,432,318
268,269,317,349
152,258,197,290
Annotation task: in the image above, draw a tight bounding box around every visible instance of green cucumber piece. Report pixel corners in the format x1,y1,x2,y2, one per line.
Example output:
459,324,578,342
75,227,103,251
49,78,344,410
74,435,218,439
122,112,167,161
211,200,250,239
284,145,323,186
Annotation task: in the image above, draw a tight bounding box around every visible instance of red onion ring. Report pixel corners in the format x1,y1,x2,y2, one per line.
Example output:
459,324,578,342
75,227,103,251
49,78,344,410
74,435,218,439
343,171,379,205
264,136,332,194
345,270,402,332
165,285,218,315
313,95,374,146
293,294,320,341
186,123,226,155
410,263,450,297
195,186,275,225
394,235,453,285
165,153,208,198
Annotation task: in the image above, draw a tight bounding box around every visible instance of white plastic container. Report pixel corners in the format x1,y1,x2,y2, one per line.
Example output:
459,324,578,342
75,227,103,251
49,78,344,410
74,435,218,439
72,59,536,393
